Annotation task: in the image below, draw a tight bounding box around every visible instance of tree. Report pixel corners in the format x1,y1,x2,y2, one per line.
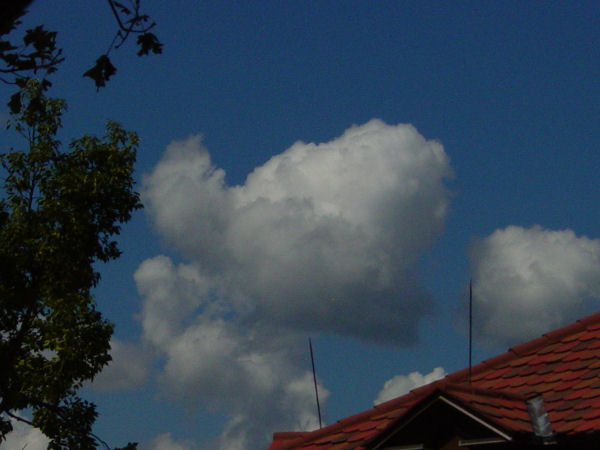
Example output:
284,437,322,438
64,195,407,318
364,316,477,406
0,3,159,447
1,0,162,113
0,79,142,449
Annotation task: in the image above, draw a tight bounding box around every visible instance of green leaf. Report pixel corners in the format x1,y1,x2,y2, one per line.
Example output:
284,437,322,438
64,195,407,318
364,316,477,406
0,82,141,446
136,32,163,56
83,55,116,89
0,40,17,52
8,91,21,114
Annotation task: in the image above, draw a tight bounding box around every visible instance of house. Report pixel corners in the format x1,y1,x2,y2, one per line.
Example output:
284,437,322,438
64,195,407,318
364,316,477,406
269,312,600,449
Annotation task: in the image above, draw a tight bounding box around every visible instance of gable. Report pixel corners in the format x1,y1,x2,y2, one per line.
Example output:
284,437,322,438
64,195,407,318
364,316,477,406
372,392,516,450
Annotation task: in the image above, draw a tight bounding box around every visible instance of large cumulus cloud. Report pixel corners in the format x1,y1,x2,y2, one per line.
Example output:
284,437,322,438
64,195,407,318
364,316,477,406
143,119,452,342
470,225,600,347
137,119,453,448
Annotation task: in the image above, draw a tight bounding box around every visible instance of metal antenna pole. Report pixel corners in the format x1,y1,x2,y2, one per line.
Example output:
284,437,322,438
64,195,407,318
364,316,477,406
309,338,323,428
469,279,473,384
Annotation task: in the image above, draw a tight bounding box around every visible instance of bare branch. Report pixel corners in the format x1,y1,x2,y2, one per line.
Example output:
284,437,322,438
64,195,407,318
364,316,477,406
5,411,34,427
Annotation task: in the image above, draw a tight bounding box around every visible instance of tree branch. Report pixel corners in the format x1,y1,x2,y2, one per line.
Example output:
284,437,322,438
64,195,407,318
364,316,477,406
6,411,33,427
106,0,156,34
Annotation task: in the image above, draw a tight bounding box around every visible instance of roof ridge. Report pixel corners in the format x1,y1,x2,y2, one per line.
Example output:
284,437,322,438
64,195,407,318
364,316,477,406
509,312,600,355
577,311,600,327
443,382,527,401
273,383,442,448
270,431,306,448
447,311,600,383
269,408,394,449
393,379,444,402
362,382,532,449
270,382,443,449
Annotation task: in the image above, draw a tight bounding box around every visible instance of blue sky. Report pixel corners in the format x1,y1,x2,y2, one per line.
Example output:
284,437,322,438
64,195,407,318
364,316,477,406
1,1,600,449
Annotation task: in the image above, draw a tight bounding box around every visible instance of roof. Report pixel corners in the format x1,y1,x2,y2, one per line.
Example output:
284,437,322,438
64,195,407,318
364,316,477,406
269,311,600,449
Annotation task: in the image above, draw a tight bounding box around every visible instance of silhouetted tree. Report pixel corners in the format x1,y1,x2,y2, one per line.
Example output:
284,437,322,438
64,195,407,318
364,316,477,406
0,1,160,448
1,0,162,113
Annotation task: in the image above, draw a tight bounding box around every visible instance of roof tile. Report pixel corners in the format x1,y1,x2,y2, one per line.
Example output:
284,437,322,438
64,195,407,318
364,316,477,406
510,336,550,356
270,312,600,449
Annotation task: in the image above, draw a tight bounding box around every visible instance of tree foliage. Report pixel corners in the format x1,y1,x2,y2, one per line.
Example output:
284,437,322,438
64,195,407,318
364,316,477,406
0,2,158,447
0,80,142,448
0,0,162,108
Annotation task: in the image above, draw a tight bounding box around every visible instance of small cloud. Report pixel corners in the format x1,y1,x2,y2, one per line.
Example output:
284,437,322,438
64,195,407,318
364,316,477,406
147,432,195,450
374,367,446,405
470,225,600,347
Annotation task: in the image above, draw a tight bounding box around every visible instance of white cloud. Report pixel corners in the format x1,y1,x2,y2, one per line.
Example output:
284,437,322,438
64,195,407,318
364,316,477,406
470,225,600,347
213,372,328,450
135,257,328,449
374,367,446,405
161,317,328,448
90,339,151,391
146,432,194,450
143,119,452,343
134,255,215,348
2,415,49,450
137,120,452,448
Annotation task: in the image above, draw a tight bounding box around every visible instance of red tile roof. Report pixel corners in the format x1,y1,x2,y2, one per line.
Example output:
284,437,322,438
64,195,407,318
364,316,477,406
269,311,600,449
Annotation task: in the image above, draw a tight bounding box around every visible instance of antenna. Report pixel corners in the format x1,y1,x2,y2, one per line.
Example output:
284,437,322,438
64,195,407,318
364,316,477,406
469,279,473,384
309,337,323,428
